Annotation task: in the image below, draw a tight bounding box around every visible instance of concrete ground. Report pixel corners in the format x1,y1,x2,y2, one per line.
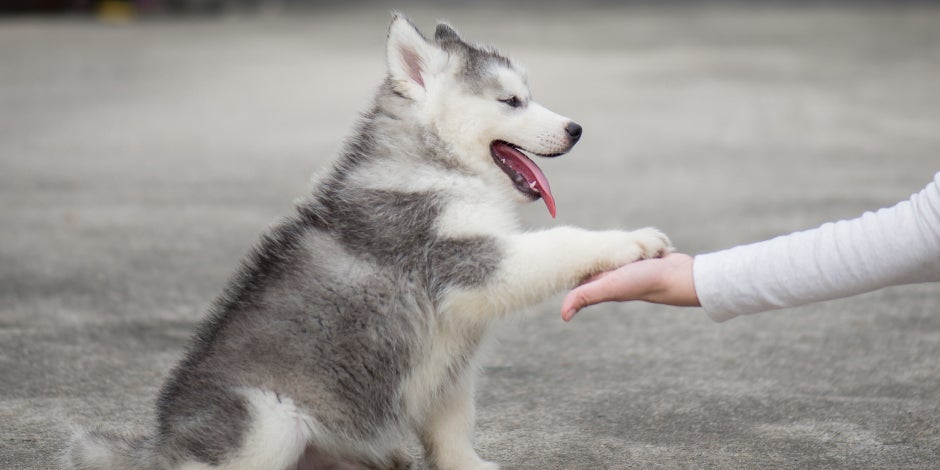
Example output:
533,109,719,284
2,4,939,469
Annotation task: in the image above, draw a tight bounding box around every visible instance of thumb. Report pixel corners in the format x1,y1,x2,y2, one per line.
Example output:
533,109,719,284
561,274,623,322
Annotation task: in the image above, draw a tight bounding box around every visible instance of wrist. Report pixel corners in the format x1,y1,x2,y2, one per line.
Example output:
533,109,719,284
649,253,700,307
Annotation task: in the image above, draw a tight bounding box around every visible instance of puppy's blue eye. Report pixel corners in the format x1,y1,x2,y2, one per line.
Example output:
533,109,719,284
500,96,521,108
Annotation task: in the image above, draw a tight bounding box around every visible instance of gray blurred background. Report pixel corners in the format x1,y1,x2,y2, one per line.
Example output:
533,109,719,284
2,1,939,469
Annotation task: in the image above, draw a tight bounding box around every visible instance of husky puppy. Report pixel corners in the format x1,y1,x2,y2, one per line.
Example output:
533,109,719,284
67,13,671,470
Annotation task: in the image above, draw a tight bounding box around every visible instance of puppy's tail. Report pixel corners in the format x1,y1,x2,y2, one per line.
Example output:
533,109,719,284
64,427,161,470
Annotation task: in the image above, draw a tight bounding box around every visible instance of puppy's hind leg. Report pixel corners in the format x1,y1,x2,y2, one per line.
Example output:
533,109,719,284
293,447,359,470
294,447,413,470
190,388,314,470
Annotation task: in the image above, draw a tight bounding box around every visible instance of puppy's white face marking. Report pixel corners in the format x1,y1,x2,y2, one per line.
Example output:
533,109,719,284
424,63,579,217
427,65,574,164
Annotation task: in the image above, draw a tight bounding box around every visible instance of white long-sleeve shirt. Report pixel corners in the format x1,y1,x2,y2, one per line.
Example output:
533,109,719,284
694,172,940,322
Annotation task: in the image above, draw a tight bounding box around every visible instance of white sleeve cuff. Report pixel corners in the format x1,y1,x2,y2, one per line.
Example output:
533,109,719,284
693,250,770,323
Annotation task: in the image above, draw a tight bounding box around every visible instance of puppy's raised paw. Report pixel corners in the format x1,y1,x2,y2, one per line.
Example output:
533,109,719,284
630,227,674,259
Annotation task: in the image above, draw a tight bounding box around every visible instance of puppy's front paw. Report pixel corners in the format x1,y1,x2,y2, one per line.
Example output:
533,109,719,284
629,227,674,260
598,227,673,269
466,461,498,470
432,457,498,470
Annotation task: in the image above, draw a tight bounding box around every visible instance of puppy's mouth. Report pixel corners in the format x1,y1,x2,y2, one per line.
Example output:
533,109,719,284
490,140,561,218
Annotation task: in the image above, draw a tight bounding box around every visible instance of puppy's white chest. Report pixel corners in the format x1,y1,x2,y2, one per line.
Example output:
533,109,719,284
401,319,489,418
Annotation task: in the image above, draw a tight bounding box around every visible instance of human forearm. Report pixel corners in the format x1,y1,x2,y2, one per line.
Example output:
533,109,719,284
695,173,940,322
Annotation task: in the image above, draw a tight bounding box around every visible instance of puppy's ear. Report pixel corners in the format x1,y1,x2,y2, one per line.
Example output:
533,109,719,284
434,22,461,44
386,13,446,100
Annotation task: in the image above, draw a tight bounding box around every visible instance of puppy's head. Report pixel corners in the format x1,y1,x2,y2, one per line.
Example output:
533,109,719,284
386,13,582,218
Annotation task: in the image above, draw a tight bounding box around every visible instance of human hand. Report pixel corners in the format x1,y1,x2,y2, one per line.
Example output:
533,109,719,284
561,252,700,321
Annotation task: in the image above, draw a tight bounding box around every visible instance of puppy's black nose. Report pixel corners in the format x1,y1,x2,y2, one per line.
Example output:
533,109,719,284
565,122,583,141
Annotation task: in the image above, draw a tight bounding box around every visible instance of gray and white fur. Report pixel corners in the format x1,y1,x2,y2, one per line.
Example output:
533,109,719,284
66,13,671,470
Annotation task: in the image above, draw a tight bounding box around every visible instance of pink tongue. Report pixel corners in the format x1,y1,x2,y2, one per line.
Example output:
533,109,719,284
493,142,556,218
